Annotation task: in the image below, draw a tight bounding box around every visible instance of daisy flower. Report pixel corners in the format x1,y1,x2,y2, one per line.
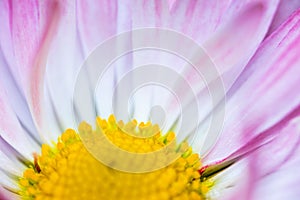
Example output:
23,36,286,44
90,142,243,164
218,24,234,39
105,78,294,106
1,0,300,200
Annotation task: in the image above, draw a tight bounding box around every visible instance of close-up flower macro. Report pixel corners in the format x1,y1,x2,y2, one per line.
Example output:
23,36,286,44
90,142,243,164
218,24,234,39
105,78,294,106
1,0,300,200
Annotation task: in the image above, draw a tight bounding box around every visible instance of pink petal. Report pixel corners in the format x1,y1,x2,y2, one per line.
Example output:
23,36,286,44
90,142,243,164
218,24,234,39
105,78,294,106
0,186,18,200
234,117,300,199
167,0,176,10
76,0,119,54
77,0,267,52
208,116,300,199
267,0,300,36
76,1,278,154
251,116,300,177
252,145,300,199
204,0,279,90
187,0,279,154
205,8,300,162
2,0,64,137
7,0,61,86
4,1,85,140
4,0,278,145
0,13,40,146
0,1,21,90
178,0,279,101
0,80,38,159
253,164,300,199
166,0,232,42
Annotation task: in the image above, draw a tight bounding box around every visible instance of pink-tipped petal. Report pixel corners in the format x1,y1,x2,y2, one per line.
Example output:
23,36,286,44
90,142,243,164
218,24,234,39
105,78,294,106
78,1,270,52
0,13,40,145
77,0,172,52
188,0,279,154
7,0,61,87
4,1,86,141
205,8,300,162
2,0,66,139
180,0,279,104
0,2,40,144
204,0,279,90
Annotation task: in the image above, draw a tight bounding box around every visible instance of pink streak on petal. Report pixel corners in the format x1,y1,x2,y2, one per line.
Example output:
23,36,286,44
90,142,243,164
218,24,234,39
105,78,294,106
204,0,279,90
223,101,300,163
205,9,300,163
209,115,300,199
267,0,300,36
167,0,176,10
9,0,40,73
77,0,175,53
76,0,118,53
180,0,279,95
169,0,233,42
77,0,235,52
162,0,278,110
8,1,65,137
174,1,279,154
27,2,62,130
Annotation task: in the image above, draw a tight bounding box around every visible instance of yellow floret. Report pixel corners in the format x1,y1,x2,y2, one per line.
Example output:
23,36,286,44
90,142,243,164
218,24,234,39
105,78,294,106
18,115,213,200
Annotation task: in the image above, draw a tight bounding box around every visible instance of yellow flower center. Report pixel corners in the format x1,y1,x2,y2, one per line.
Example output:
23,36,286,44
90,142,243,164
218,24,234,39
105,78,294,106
18,115,213,200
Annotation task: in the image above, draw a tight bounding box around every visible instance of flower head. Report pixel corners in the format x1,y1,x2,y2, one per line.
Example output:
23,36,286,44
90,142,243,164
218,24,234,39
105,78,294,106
1,1,300,200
